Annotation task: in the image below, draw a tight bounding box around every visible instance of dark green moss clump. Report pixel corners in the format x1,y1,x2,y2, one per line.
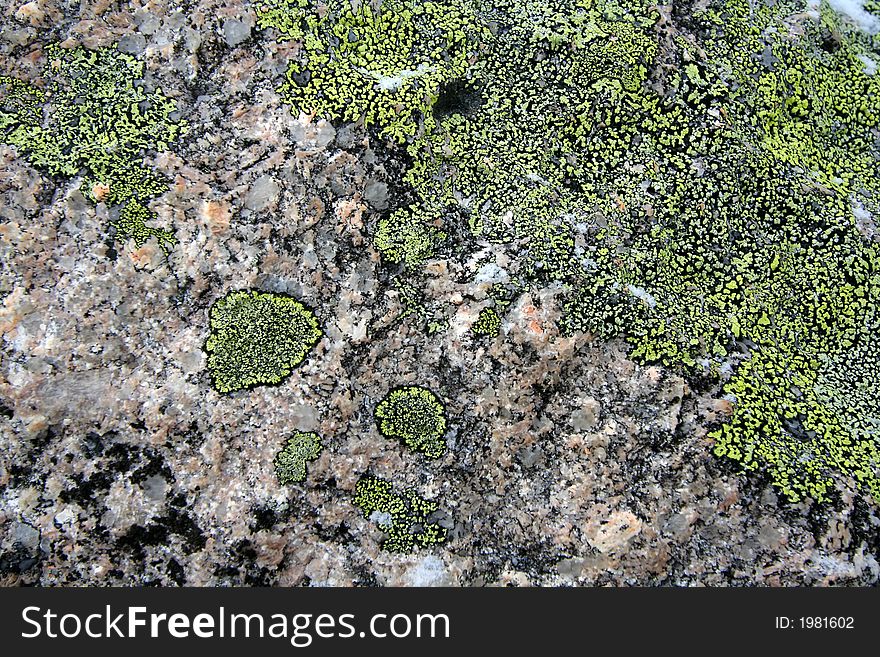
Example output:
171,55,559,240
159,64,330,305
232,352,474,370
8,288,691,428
353,476,447,553
375,385,447,458
274,432,323,484
0,43,186,252
205,290,322,394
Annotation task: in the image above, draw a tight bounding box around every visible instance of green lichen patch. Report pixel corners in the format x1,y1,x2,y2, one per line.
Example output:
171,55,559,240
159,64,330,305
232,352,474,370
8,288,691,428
471,307,501,337
259,0,880,503
205,290,322,394
353,476,447,553
256,0,482,143
374,205,447,267
0,43,186,252
374,385,448,458
274,431,323,484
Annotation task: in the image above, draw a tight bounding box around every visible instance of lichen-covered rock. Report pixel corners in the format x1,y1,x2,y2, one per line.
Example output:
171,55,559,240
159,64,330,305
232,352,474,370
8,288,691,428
256,0,481,142
260,0,880,503
1,0,879,588
471,307,501,337
353,476,447,553
0,43,186,252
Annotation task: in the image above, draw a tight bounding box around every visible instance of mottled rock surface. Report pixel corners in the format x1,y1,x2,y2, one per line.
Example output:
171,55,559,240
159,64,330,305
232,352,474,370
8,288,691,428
0,0,878,587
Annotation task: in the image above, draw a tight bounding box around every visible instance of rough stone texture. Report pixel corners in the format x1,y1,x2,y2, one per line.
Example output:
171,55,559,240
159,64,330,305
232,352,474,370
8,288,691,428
0,0,878,587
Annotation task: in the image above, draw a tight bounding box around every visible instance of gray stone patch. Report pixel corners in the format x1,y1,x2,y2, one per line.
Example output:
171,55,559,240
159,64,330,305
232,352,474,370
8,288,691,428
223,19,251,47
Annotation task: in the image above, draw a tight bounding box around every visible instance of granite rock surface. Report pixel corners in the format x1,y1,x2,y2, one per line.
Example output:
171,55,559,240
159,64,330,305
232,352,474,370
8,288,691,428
1,0,878,586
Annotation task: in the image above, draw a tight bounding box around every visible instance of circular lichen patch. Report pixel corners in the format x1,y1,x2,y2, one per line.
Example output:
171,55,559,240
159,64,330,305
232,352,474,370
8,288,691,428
374,385,447,458
205,290,322,393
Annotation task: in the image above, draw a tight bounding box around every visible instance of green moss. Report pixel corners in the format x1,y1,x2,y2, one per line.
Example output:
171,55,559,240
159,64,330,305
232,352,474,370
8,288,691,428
353,476,447,553
0,43,186,252
205,290,322,394
375,385,447,458
274,431,323,484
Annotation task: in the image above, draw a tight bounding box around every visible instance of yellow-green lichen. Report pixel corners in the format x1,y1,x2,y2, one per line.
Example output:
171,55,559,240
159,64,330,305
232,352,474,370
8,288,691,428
256,0,482,143
274,432,323,484
375,385,447,458
374,205,447,267
205,290,322,394
0,43,186,253
471,307,501,337
258,0,880,503
353,476,447,553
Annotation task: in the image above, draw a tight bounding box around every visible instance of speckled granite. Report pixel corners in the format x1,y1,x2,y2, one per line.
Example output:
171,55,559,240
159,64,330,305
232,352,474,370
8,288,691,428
1,0,878,587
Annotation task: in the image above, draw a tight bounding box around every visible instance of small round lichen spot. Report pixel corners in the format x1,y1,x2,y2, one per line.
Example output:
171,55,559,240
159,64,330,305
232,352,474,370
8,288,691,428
205,290,322,393
274,432,323,485
374,385,447,458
